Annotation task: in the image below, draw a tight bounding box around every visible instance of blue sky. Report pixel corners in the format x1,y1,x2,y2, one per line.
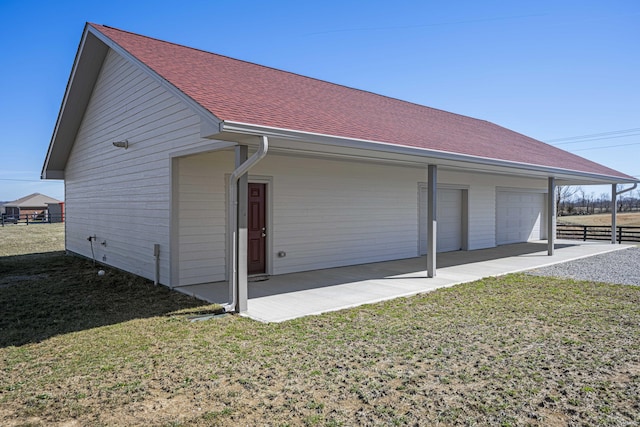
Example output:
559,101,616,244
1,0,638,202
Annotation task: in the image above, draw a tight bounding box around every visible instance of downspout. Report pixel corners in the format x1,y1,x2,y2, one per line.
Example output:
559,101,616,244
615,183,638,197
612,183,638,244
224,135,269,313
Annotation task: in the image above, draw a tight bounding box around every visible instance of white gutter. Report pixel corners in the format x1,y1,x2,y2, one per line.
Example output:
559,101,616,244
223,135,269,312
218,121,637,185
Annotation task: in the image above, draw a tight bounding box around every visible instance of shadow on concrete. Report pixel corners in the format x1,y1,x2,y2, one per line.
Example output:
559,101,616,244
438,242,576,267
179,242,578,302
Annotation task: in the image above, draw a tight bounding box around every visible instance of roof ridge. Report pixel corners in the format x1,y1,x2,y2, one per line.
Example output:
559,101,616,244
6,192,59,205
89,23,486,125
93,23,234,61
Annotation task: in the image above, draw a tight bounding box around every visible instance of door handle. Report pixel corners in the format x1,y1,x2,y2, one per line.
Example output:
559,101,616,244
261,227,266,238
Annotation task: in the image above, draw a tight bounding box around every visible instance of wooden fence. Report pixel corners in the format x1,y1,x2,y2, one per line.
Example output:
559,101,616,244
557,224,640,243
1,213,64,226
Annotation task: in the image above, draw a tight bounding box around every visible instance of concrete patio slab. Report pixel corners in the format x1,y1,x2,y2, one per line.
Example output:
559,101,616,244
175,240,633,323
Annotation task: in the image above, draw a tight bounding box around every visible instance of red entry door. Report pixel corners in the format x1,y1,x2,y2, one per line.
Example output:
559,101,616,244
248,183,267,275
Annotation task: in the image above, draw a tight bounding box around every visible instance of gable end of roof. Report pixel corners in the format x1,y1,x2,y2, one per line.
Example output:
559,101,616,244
42,23,222,180
42,28,109,179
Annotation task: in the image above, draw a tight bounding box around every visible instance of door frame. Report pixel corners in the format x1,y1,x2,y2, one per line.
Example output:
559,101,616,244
248,175,273,276
418,183,469,255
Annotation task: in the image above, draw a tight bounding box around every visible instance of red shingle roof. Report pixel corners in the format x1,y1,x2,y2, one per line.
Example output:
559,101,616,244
90,24,633,180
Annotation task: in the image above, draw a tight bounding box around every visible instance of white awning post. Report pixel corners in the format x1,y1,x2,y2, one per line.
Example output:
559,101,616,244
612,183,637,245
427,165,437,277
236,145,249,312
547,177,556,256
225,136,268,314
611,184,617,244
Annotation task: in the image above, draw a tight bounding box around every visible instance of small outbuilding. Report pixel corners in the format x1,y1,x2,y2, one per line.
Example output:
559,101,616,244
42,24,637,313
2,193,62,222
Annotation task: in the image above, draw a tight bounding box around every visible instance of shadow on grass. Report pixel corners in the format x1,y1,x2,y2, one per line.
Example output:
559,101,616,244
0,252,217,348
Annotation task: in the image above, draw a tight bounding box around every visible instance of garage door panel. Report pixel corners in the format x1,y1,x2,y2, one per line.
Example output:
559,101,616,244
496,191,545,245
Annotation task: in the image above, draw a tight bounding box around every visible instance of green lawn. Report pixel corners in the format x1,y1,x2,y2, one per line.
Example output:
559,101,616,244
1,225,639,426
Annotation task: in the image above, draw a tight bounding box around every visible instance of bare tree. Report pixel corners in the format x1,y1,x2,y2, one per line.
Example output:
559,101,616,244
578,187,590,214
588,191,596,214
556,186,580,215
615,184,637,212
598,192,611,213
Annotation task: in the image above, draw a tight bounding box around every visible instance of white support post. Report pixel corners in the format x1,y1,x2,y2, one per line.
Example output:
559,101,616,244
547,177,556,256
427,165,437,277
236,145,249,313
611,184,617,244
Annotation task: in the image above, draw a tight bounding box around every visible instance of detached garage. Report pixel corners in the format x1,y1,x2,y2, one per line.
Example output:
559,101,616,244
41,23,638,314
496,189,547,245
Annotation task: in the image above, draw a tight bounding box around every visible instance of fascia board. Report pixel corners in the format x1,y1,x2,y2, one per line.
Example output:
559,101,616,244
41,25,99,180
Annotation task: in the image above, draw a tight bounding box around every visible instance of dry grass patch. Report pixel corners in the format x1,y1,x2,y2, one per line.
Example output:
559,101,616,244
1,257,639,426
0,223,64,256
559,212,640,226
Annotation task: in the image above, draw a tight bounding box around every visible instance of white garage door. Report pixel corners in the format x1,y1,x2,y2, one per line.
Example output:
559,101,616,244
419,187,463,254
496,191,546,245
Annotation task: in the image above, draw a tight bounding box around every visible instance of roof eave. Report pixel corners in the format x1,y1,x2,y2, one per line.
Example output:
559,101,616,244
42,23,222,180
216,120,637,185
42,170,65,180
42,24,107,180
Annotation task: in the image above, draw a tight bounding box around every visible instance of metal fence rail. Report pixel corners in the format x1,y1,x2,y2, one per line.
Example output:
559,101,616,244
557,224,640,243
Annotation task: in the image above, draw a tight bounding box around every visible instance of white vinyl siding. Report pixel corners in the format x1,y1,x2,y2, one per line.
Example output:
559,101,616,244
258,155,421,276
176,152,424,283
496,190,546,244
175,153,553,284
64,49,215,284
175,155,228,285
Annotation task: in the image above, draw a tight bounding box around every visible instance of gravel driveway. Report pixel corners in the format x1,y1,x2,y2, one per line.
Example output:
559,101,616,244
527,246,640,285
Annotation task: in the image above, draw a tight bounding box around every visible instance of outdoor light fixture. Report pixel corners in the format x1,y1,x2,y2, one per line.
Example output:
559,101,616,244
112,139,129,149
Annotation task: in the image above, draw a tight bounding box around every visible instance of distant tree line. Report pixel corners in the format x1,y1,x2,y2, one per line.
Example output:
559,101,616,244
556,186,640,216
